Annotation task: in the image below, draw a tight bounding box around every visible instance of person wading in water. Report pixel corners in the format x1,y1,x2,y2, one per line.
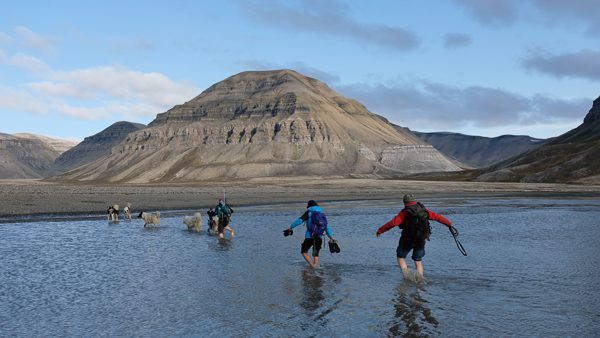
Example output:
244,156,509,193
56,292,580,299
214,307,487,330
285,200,335,269
215,199,235,238
376,194,453,281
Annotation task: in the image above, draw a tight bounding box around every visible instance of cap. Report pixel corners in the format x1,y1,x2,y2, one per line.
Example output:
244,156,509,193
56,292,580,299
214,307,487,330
403,194,416,204
307,200,318,208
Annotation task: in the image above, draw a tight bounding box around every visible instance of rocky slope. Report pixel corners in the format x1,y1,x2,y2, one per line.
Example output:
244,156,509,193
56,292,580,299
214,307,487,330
475,96,600,183
54,70,461,183
0,133,76,179
413,131,546,168
53,121,146,171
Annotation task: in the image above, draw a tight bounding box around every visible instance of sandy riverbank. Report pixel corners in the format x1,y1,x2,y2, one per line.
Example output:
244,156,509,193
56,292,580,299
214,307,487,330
1,178,599,216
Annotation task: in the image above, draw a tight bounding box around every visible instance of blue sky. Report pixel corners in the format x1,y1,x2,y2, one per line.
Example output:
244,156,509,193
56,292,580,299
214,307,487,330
1,0,599,141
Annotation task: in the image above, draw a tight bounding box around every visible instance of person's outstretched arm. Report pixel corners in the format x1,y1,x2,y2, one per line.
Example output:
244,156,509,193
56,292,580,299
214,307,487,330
289,211,309,229
427,210,452,227
325,225,334,240
376,210,406,237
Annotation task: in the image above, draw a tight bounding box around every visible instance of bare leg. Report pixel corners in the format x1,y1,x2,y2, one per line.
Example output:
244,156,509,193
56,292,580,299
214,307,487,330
302,252,316,268
414,261,424,281
397,257,411,279
313,256,320,268
226,226,235,237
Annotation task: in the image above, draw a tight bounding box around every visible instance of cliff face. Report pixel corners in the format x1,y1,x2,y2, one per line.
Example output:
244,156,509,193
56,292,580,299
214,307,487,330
413,131,546,168
53,121,146,171
0,133,66,179
55,70,461,183
476,96,600,183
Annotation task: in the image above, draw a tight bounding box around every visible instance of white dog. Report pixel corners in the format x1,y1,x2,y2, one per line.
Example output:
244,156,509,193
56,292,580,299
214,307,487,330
183,212,202,232
107,204,120,222
138,211,160,227
207,215,219,235
123,203,132,220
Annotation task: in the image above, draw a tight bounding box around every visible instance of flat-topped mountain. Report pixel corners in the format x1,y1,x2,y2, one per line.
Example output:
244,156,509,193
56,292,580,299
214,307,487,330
53,121,146,171
0,133,76,179
413,131,547,168
476,96,600,182
54,70,461,183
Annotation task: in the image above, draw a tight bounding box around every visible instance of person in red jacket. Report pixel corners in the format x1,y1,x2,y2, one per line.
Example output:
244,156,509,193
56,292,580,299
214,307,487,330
376,194,453,281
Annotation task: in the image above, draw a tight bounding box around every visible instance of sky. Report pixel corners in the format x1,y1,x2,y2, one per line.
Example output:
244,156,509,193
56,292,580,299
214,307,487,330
1,0,599,141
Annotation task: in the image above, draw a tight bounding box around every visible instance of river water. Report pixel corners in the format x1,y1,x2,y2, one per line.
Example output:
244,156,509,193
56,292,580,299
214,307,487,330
1,197,599,337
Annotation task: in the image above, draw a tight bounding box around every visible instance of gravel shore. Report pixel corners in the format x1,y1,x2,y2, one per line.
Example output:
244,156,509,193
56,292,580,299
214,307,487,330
1,178,599,217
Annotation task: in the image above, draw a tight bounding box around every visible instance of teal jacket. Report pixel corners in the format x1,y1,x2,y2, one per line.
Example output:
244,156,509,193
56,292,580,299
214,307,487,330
290,205,333,239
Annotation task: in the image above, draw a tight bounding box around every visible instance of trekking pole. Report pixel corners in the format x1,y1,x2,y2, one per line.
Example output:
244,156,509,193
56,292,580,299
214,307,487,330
449,226,467,256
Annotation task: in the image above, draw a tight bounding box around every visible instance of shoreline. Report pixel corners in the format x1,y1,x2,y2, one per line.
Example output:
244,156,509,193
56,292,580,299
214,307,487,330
1,178,599,217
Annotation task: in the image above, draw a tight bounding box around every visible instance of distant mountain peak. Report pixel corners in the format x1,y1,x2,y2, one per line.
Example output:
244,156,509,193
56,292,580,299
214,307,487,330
150,69,366,125
583,96,600,124
53,121,146,171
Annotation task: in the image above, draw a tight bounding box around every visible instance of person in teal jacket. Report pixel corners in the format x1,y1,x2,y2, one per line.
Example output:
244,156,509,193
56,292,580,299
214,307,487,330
285,200,335,268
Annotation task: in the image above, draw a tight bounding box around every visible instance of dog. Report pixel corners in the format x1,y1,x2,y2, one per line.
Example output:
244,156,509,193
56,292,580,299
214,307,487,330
138,211,160,227
123,203,132,220
206,208,219,235
183,212,202,232
107,204,119,222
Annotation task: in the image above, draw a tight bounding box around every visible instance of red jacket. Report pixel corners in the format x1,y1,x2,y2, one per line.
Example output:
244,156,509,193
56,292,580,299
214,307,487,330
376,202,452,236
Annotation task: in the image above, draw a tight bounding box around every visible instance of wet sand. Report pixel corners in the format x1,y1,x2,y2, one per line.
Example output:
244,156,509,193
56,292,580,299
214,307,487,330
0,178,599,216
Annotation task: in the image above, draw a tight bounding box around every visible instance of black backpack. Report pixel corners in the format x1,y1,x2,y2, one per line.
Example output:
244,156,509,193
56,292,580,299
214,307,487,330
404,202,432,240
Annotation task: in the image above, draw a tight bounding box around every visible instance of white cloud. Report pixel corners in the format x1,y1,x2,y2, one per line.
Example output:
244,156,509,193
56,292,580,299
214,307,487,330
0,27,201,122
0,85,51,114
14,26,56,53
0,32,12,45
29,66,200,109
7,53,51,73
1,56,201,121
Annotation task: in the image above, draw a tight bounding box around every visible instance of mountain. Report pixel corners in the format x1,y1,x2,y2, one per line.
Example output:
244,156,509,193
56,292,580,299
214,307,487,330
412,131,546,168
53,69,461,183
0,133,76,179
53,121,146,171
13,133,77,154
476,96,600,183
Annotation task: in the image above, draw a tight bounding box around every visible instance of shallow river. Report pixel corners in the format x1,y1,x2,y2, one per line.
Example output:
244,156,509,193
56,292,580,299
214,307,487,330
1,197,599,337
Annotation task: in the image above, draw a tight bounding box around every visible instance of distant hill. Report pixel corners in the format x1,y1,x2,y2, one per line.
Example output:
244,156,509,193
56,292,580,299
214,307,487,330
52,69,461,183
13,133,77,154
412,131,546,168
53,121,146,172
0,133,76,179
474,96,600,183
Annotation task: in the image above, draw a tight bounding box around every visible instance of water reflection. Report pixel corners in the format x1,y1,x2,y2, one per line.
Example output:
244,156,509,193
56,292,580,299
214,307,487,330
388,282,439,337
300,267,324,314
208,237,233,251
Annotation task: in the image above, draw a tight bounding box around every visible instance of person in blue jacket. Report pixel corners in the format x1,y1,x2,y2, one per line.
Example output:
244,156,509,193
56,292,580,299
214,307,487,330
285,200,335,269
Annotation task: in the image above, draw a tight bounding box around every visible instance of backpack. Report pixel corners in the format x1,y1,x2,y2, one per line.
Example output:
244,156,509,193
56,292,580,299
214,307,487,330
404,202,432,240
308,211,328,238
216,204,231,219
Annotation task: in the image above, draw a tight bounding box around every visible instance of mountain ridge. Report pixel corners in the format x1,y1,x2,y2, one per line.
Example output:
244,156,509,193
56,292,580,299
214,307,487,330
52,69,462,183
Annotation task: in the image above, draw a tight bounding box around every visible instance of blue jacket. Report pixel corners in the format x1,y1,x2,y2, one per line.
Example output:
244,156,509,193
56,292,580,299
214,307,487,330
290,205,333,239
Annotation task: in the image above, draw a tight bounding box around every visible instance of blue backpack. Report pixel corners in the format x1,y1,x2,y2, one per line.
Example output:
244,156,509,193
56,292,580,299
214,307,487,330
308,211,328,238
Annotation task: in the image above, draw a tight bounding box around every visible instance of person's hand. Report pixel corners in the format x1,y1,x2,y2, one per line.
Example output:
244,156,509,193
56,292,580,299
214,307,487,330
376,231,381,237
